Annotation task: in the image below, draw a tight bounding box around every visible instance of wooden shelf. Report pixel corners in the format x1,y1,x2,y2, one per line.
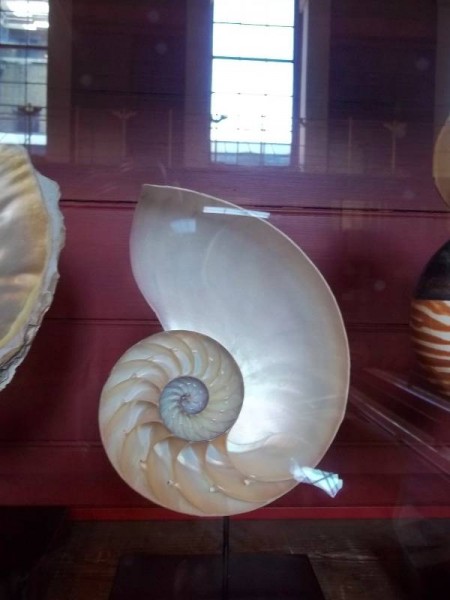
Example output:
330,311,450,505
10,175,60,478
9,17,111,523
352,369,450,475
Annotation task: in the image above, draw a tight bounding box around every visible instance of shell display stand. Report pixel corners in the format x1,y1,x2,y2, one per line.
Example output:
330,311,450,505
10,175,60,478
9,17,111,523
108,518,326,600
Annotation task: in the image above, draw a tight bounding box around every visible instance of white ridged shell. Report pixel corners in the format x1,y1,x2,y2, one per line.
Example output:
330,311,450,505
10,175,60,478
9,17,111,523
101,330,244,442
99,185,350,516
0,144,64,389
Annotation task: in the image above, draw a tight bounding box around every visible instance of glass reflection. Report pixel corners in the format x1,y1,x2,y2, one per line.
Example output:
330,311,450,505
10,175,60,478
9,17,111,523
210,0,295,167
0,0,48,145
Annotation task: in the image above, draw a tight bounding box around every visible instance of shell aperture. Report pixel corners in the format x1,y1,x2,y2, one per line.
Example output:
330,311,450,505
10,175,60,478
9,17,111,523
99,185,350,516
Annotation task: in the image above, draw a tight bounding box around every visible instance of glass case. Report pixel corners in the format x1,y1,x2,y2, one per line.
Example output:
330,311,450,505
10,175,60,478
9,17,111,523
0,1,449,598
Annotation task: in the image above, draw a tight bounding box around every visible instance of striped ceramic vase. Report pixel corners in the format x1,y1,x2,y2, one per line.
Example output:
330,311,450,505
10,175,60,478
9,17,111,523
410,240,450,396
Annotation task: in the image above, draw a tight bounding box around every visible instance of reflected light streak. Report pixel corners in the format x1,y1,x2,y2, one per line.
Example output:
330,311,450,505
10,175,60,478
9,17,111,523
203,206,270,219
4,1,49,17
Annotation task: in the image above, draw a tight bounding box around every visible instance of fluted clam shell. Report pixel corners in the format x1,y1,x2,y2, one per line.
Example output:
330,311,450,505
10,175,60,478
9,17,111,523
0,145,64,389
100,185,349,516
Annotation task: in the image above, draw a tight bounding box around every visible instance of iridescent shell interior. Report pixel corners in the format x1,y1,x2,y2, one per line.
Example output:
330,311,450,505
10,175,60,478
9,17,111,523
0,144,64,389
99,185,350,516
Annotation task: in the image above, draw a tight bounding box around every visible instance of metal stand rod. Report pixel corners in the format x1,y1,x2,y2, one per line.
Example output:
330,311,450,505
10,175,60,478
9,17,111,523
222,517,230,600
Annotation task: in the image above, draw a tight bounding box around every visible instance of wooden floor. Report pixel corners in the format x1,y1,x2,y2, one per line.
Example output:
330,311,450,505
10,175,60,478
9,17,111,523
23,517,449,599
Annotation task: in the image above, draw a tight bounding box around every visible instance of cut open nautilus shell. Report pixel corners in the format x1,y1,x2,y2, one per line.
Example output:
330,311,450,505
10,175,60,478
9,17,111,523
0,145,64,390
99,186,350,516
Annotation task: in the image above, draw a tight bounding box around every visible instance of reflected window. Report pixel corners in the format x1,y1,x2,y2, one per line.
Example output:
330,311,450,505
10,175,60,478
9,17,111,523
0,0,48,146
211,0,296,166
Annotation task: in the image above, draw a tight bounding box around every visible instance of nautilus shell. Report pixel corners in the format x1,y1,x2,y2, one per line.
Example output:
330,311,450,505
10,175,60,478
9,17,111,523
411,240,450,396
0,145,64,390
99,186,350,516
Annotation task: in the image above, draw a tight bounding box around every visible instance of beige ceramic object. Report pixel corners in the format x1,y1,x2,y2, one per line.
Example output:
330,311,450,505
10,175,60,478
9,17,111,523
99,185,350,516
0,145,64,389
433,118,450,206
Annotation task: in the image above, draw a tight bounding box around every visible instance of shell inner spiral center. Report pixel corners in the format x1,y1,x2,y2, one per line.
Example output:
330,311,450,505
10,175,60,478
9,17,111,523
160,376,209,422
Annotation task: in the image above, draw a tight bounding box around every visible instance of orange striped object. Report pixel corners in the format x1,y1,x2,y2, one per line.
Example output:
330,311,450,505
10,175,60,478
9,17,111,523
411,240,450,396
411,299,450,395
